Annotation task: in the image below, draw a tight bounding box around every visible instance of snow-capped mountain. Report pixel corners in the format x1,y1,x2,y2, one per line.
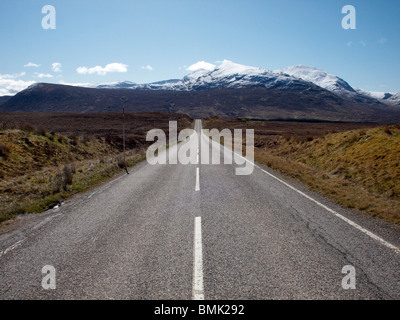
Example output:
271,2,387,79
380,92,400,106
170,60,310,91
98,60,326,92
4,60,400,123
355,88,400,106
275,65,400,106
11,61,400,111
96,81,137,89
107,60,357,94
275,65,357,97
44,60,396,107
3,60,399,109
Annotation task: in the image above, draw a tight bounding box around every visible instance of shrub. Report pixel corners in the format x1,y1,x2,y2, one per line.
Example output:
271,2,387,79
292,136,307,144
53,170,63,194
20,123,35,133
82,134,92,144
62,165,74,190
383,126,392,135
69,134,79,146
0,143,10,159
283,134,292,142
51,132,58,142
343,132,359,145
36,126,47,136
359,129,366,136
117,156,126,168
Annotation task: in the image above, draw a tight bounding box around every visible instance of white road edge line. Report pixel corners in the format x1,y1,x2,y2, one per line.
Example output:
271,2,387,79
203,130,400,255
195,168,200,192
193,217,204,300
88,174,126,199
0,239,26,259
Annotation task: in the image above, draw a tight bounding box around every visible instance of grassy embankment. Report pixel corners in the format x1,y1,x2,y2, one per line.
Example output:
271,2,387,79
203,118,400,224
0,126,145,223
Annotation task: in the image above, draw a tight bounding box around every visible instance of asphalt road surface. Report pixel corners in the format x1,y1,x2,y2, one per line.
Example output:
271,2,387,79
0,120,400,300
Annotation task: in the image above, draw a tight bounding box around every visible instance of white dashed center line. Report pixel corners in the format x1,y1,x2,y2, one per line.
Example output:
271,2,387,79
193,217,204,300
195,167,200,191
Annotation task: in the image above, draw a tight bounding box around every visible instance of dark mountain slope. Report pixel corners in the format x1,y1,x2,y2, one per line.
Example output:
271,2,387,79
1,83,399,123
0,96,12,106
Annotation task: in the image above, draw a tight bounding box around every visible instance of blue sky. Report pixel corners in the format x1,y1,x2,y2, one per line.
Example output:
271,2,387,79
0,0,399,95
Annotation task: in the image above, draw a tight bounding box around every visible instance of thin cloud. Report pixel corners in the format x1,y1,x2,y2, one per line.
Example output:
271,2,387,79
24,62,40,68
141,65,154,71
0,72,26,79
379,38,387,44
52,62,62,72
35,73,53,79
77,63,128,75
360,40,366,47
186,61,216,72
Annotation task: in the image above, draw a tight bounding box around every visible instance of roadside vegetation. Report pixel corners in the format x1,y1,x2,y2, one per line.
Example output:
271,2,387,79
0,125,145,223
0,112,192,224
204,117,400,224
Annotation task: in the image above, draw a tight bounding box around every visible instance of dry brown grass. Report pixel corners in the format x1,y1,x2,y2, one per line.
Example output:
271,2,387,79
204,118,400,225
0,112,193,224
0,129,145,223
0,143,10,159
0,112,194,221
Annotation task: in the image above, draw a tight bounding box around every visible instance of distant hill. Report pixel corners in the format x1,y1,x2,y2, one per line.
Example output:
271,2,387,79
2,61,400,123
2,82,400,123
0,96,12,106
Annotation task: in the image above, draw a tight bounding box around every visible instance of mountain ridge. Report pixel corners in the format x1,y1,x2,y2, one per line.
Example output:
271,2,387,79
1,61,400,123
1,61,398,107
84,60,399,106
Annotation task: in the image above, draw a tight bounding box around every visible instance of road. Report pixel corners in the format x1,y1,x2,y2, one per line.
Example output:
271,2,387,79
0,119,400,300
